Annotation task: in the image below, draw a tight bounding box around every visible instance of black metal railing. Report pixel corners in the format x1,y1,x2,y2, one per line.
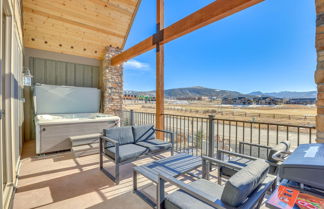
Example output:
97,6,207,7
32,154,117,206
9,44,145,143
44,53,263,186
120,110,316,159
121,110,155,126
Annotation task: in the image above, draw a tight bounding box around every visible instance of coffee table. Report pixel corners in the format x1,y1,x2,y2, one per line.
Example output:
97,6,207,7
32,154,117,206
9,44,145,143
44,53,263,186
133,153,202,208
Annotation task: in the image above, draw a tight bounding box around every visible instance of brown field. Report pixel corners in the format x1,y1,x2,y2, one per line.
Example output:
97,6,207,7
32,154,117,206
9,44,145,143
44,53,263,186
124,101,316,126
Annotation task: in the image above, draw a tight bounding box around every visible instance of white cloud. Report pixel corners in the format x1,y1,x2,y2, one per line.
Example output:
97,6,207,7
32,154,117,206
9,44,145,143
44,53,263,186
124,59,150,71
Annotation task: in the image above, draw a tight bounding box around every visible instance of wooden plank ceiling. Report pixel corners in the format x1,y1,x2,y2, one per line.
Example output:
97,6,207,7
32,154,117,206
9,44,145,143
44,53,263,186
23,0,141,60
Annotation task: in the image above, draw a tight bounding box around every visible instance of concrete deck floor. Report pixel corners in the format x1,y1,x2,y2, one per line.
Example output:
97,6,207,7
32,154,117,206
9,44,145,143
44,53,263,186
13,141,269,209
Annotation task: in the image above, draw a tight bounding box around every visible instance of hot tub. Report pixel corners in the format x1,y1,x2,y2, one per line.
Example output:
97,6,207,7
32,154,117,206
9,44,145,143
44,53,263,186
33,84,120,154
35,113,119,125
35,113,119,154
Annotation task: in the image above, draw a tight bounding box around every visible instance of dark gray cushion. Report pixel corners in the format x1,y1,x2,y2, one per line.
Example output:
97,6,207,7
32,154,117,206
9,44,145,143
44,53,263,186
239,175,276,209
220,157,254,177
136,139,171,152
267,141,290,163
221,159,269,207
165,179,223,209
104,126,134,146
132,125,155,142
104,144,147,162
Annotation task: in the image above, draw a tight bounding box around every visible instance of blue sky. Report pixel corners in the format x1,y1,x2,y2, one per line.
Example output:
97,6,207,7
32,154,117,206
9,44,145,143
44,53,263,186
123,0,316,93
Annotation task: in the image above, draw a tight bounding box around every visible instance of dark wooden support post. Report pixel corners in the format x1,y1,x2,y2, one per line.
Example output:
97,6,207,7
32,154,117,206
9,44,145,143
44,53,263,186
156,0,165,139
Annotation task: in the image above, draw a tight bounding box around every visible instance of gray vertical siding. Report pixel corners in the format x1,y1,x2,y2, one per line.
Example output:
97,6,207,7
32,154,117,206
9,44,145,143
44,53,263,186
29,57,99,88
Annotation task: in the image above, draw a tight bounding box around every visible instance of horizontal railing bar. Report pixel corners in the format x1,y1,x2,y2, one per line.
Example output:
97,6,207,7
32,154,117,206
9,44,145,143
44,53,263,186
162,113,208,120
162,113,315,129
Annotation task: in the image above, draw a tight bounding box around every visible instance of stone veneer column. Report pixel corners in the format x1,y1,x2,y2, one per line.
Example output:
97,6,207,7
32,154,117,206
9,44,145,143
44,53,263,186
316,0,324,143
102,46,123,117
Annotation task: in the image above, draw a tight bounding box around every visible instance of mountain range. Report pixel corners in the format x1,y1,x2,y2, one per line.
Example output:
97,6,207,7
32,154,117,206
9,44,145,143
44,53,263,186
124,86,316,99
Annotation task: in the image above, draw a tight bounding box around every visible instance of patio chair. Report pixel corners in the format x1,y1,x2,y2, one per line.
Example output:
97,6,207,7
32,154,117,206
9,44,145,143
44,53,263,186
217,141,291,181
157,158,276,209
100,125,174,184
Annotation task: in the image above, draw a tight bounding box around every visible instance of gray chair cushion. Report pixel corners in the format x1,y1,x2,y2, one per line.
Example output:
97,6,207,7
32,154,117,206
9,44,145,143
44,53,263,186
239,175,276,209
136,139,171,152
104,126,134,146
220,157,254,177
267,141,290,163
104,144,147,162
132,125,155,142
221,159,269,207
165,179,223,209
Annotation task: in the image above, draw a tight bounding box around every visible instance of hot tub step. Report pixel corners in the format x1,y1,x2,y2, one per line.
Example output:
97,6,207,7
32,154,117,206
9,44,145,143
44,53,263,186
69,133,102,147
72,143,99,157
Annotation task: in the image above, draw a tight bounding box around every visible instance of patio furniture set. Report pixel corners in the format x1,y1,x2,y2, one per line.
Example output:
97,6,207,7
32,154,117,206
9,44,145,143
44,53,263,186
99,125,289,209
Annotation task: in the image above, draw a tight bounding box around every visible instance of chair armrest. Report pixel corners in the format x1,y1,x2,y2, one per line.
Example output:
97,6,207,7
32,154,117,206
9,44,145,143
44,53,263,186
154,129,173,135
239,141,272,150
158,174,223,209
218,150,279,168
154,129,175,155
154,129,175,142
100,136,120,162
100,136,119,145
217,150,258,161
271,150,292,162
202,156,244,170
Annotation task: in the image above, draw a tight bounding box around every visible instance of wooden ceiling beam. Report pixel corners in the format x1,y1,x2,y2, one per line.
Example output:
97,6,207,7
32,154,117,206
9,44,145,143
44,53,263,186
23,0,130,32
24,7,125,38
24,23,120,46
88,0,134,16
108,0,138,8
111,0,263,66
24,35,104,59
24,26,110,50
23,12,123,45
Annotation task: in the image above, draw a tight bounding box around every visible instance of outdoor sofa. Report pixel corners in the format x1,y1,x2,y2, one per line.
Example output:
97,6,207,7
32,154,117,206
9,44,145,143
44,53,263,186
100,125,174,184
157,158,276,209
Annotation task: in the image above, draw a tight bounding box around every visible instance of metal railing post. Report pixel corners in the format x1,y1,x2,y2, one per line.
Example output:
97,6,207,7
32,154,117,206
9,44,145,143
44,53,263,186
130,110,135,126
208,115,215,158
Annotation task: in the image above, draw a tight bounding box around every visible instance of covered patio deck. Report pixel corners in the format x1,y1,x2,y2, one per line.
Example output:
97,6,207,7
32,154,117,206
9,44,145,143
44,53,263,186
13,141,266,209
14,140,155,209
13,140,271,209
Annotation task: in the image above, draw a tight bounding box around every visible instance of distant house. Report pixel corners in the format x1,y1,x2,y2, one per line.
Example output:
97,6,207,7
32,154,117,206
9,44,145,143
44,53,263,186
222,97,253,105
123,94,156,102
200,96,210,101
222,96,284,105
285,98,316,105
253,97,283,105
124,94,137,100
221,97,232,104
176,96,200,101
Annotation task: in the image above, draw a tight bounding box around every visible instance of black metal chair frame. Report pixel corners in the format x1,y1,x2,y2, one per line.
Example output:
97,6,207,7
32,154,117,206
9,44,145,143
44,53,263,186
238,141,291,161
99,128,174,184
157,156,276,209
217,142,291,178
